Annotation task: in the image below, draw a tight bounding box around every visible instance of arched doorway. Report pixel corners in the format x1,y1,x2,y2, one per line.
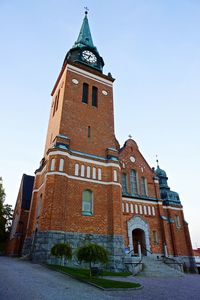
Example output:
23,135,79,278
132,228,146,255
127,216,151,255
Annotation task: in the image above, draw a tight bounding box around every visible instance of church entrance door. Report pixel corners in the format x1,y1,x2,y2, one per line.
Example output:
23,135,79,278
132,228,146,255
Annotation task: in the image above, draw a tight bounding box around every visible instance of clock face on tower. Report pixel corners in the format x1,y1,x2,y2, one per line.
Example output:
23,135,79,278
82,50,97,63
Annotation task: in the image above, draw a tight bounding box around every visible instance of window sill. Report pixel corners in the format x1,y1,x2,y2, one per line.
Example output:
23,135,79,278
82,211,93,216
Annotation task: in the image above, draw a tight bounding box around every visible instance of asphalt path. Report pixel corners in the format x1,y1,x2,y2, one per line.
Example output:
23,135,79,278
0,256,199,300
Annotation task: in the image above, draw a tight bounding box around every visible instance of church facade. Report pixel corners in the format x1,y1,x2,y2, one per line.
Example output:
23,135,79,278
9,12,194,271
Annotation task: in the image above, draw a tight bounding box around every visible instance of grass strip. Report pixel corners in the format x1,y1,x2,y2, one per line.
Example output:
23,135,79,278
48,264,141,289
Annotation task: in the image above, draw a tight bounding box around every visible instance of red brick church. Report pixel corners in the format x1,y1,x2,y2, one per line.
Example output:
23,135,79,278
7,12,195,272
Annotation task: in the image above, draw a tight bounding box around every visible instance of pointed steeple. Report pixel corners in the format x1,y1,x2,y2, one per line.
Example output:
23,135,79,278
64,11,104,73
73,11,95,49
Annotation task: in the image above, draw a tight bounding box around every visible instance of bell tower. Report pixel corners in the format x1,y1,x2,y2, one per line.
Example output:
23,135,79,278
44,10,118,158
24,11,125,271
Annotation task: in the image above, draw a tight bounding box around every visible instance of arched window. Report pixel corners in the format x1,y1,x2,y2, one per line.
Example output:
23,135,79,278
86,166,91,178
59,158,64,172
143,205,147,215
82,83,89,104
130,203,134,213
98,168,102,180
37,194,43,218
126,203,129,213
75,163,79,176
153,230,158,244
50,158,55,171
113,170,117,182
92,86,98,107
81,165,85,177
88,126,91,138
130,170,138,194
135,204,138,214
122,173,127,194
55,89,60,111
152,206,156,216
82,190,93,216
148,206,151,215
175,215,181,228
92,167,96,179
141,177,147,196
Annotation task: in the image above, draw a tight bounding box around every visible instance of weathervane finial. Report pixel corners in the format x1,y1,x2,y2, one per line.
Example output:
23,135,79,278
156,154,159,167
84,6,89,15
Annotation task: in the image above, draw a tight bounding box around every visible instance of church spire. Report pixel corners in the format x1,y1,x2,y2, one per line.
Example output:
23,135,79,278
64,11,104,73
73,11,95,49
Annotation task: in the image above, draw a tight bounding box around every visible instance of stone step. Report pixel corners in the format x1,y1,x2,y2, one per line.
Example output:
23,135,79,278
137,256,184,278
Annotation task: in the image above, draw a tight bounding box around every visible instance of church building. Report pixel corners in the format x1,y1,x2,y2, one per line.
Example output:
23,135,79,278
8,12,195,272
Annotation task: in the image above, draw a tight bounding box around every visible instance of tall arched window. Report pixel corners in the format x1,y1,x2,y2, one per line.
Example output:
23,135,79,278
92,86,98,107
122,173,127,194
82,190,93,216
141,177,147,196
98,168,102,180
113,170,117,182
130,203,134,213
59,158,64,172
82,83,89,104
50,158,55,171
130,170,138,194
92,167,96,179
86,166,91,178
75,163,79,176
37,194,43,218
81,165,85,177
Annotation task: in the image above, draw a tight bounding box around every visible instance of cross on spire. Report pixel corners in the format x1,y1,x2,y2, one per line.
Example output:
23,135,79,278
84,6,89,14
156,154,159,167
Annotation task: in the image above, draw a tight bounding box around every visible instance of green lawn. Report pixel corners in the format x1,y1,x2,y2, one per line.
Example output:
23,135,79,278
48,265,141,289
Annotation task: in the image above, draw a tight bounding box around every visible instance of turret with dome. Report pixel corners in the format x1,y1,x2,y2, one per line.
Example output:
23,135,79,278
155,165,181,206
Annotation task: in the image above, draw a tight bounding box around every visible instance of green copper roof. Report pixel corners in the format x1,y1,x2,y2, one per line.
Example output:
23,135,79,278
73,12,95,49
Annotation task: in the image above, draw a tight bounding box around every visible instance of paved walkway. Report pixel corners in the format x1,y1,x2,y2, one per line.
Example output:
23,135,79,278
0,256,199,300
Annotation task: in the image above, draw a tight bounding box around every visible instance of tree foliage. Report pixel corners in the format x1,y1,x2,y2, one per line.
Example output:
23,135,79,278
76,243,108,276
51,243,72,264
0,178,13,251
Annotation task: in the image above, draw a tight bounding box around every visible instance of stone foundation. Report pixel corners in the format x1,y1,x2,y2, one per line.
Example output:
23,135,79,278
22,231,125,272
171,255,198,273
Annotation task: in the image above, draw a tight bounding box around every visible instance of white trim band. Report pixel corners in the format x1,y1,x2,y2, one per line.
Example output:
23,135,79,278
48,150,120,169
122,197,162,205
67,64,113,87
32,182,45,193
163,206,183,211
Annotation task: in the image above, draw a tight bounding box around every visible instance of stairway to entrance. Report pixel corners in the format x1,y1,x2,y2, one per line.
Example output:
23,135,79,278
138,256,184,278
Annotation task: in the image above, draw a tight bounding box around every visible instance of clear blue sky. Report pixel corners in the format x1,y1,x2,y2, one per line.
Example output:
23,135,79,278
0,0,199,247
